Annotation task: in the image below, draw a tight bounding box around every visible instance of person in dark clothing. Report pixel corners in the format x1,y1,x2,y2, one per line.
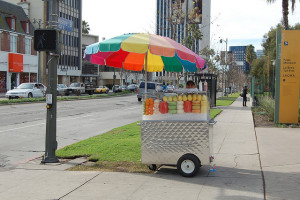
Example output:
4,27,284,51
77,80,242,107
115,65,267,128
242,86,248,106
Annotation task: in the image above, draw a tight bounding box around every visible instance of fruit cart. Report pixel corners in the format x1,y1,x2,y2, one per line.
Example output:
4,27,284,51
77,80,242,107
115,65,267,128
141,90,215,177
84,33,213,177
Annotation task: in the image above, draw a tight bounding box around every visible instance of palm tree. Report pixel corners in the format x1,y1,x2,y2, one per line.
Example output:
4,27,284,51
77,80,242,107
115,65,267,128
82,20,90,34
267,0,298,30
246,45,257,68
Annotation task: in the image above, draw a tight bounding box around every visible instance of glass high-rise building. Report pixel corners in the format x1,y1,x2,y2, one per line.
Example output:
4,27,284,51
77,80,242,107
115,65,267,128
155,0,210,82
229,46,250,72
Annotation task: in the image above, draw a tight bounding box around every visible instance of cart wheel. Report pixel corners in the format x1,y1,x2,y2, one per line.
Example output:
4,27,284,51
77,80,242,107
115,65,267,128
148,164,157,171
177,154,200,177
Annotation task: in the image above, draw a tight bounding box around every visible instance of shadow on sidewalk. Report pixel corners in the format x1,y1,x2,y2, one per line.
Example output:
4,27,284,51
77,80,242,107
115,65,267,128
139,164,299,200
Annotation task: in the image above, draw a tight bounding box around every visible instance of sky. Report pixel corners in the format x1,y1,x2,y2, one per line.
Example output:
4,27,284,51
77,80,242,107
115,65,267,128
82,0,300,52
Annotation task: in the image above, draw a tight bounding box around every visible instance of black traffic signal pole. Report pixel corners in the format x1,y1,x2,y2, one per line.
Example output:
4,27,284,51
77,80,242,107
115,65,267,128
42,53,59,163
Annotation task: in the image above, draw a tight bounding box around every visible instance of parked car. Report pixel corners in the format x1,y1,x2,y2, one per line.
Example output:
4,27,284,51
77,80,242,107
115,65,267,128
94,86,109,94
137,82,162,101
127,84,137,92
57,84,68,96
113,85,121,93
5,83,46,99
121,85,128,91
66,82,97,95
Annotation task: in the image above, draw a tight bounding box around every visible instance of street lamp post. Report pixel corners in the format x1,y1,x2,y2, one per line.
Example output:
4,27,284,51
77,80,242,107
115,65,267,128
272,60,276,99
220,38,228,97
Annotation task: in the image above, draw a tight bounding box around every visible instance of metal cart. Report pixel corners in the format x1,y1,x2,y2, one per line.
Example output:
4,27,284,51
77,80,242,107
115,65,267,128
141,91,215,177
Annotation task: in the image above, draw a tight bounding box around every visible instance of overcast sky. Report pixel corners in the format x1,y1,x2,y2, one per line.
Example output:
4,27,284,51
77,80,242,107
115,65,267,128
82,0,300,51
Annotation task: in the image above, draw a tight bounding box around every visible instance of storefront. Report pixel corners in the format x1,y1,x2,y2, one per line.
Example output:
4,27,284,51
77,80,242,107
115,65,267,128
0,52,38,91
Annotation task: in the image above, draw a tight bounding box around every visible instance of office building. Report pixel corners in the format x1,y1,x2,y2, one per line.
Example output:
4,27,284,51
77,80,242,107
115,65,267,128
256,50,264,58
229,46,250,72
7,0,82,86
155,0,211,83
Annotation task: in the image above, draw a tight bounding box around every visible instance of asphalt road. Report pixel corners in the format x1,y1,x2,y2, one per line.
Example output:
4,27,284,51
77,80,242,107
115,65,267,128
0,94,141,170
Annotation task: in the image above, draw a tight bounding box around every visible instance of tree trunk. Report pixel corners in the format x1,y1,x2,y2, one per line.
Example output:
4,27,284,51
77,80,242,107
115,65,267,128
282,0,289,30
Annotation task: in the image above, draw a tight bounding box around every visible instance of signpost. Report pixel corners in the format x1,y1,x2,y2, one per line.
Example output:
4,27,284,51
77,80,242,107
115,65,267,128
275,30,300,124
34,0,60,163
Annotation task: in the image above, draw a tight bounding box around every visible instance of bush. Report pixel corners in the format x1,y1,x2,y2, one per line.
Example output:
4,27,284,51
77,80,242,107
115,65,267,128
258,96,275,121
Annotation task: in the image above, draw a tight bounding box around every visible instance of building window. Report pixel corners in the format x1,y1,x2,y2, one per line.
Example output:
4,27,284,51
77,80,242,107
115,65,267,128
25,38,31,54
11,18,15,30
10,35,17,53
26,23,29,33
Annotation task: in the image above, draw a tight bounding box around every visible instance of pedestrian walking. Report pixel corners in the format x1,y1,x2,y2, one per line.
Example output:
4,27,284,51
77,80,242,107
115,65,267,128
242,86,248,106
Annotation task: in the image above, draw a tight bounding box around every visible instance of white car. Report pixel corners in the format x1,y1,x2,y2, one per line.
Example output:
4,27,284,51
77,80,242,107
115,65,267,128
5,83,47,99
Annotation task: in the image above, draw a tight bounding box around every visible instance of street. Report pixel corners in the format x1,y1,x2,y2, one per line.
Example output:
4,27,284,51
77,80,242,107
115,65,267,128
0,94,141,170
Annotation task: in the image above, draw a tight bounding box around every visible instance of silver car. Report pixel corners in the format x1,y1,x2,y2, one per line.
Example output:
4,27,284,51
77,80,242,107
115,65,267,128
137,82,162,101
57,84,68,96
5,83,46,99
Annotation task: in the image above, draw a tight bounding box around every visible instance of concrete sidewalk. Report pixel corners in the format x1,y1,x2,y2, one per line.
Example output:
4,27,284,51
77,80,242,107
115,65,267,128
0,97,299,200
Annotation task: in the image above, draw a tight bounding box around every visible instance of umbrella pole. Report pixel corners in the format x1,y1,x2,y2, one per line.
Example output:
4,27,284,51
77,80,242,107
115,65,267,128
144,52,148,100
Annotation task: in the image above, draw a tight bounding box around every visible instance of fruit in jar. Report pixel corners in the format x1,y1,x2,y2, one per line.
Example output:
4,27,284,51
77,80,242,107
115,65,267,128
168,105,177,110
202,95,207,101
159,101,168,114
178,95,183,101
198,94,202,101
201,100,207,106
177,104,184,110
168,102,177,106
168,101,177,114
182,94,187,101
177,101,184,114
184,101,192,113
163,96,168,102
177,110,184,114
144,98,154,115
192,110,201,113
168,110,177,114
192,94,198,101
153,99,160,115
167,95,173,102
201,106,207,113
187,94,192,101
172,95,178,102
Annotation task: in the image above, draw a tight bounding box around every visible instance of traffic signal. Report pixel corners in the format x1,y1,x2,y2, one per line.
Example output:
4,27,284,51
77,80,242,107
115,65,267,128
34,29,58,51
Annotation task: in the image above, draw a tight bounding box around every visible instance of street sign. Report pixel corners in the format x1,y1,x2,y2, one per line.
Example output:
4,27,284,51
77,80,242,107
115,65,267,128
34,29,58,51
58,17,73,32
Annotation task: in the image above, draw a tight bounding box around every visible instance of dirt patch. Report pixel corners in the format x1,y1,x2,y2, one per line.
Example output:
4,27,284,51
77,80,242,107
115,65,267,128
67,160,154,173
252,112,274,127
252,108,299,128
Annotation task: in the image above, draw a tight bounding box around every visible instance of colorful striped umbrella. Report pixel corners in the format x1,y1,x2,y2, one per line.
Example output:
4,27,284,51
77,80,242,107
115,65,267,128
84,33,206,73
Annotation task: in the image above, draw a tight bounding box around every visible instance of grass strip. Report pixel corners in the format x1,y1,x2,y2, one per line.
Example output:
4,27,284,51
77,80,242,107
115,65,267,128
0,91,133,105
210,109,222,119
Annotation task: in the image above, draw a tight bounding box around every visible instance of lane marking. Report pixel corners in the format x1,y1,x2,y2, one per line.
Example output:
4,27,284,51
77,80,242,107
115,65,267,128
0,114,94,133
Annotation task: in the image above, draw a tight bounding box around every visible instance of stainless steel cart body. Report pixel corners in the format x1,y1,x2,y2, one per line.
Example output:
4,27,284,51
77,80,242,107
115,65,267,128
141,120,213,166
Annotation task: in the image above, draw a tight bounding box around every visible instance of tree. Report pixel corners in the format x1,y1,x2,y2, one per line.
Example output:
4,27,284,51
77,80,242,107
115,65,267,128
246,45,257,71
200,47,220,75
266,0,299,30
227,62,246,92
251,57,268,78
183,24,203,52
82,20,90,34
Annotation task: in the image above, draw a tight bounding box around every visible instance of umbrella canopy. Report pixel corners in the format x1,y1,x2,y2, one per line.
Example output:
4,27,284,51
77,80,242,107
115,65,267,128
84,33,206,73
